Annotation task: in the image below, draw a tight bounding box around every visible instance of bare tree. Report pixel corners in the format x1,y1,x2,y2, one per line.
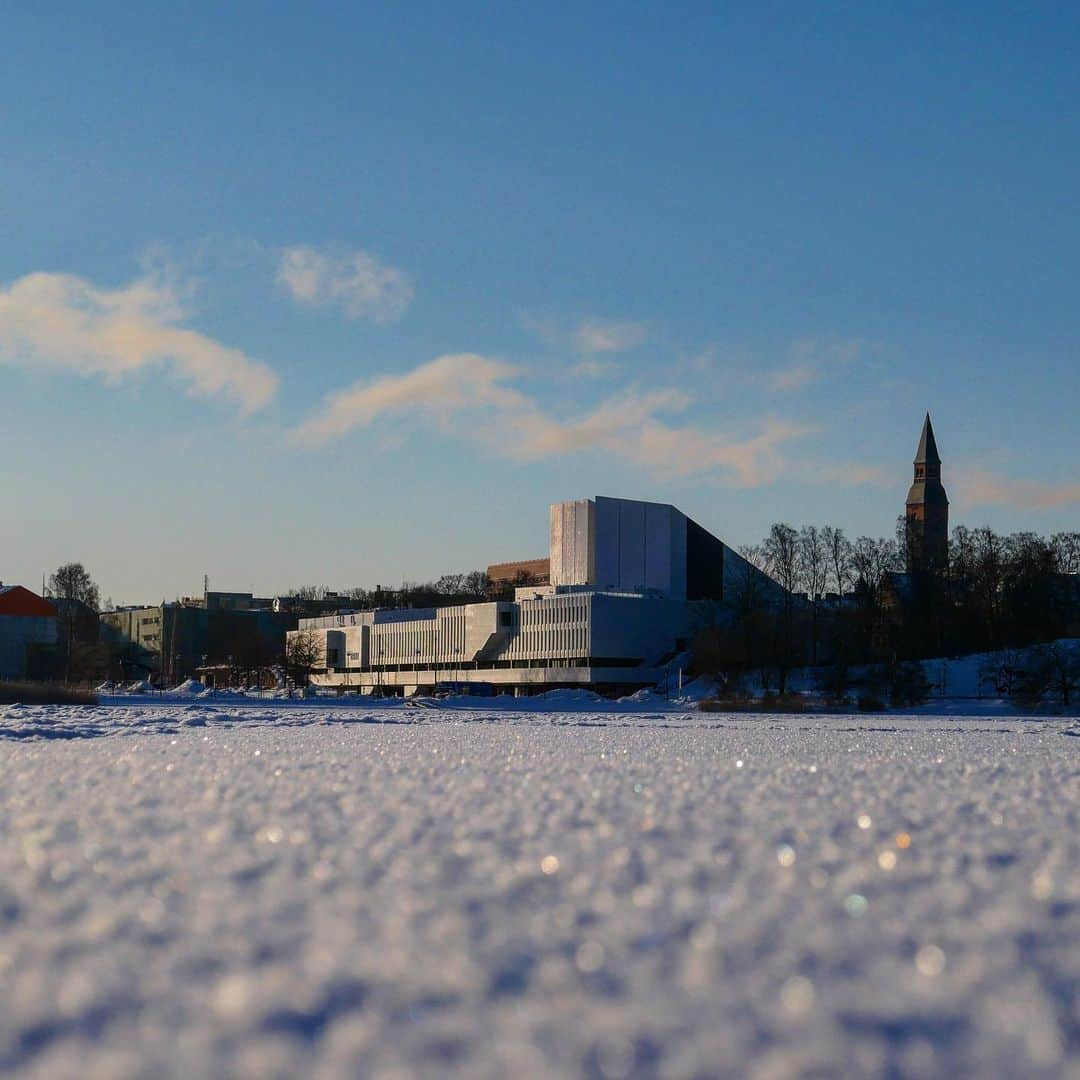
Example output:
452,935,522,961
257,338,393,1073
851,537,900,594
463,570,490,599
763,524,801,693
1051,531,1080,575
1041,641,1080,707
763,525,800,595
285,629,322,688
737,544,769,573
978,648,1026,698
47,563,100,610
822,526,854,598
1011,642,1080,708
46,563,101,682
292,585,335,601
726,555,775,694
799,526,829,664
799,526,828,599
435,573,466,596
971,526,1007,648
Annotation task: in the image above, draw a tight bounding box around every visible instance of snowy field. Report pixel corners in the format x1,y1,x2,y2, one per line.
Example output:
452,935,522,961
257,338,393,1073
0,703,1077,1078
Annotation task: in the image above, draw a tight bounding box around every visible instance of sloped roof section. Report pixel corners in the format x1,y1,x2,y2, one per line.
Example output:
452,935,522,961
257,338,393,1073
914,412,941,465
0,585,58,618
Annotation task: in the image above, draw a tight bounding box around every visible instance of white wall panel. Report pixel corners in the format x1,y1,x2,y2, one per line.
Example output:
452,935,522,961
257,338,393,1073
617,498,646,590
550,498,595,586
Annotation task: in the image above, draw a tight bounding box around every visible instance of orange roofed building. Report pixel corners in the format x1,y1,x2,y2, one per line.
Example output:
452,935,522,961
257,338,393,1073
0,584,59,679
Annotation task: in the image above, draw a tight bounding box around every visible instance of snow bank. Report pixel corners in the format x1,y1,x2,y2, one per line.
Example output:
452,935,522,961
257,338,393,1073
0,709,1075,1075
169,678,207,696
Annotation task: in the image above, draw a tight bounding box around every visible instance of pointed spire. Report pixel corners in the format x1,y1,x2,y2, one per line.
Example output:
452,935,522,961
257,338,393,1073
914,412,941,465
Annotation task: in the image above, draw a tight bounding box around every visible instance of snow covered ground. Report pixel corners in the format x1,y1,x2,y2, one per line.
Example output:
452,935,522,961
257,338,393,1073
0,703,1077,1077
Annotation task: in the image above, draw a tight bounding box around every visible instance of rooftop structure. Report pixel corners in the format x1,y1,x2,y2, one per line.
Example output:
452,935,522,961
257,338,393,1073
486,558,550,588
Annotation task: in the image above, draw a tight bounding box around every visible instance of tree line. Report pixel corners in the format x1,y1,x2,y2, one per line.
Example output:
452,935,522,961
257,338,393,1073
694,524,1080,706
289,569,505,612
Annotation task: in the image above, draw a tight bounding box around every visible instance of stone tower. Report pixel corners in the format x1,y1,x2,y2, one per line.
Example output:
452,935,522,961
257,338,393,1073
905,413,949,573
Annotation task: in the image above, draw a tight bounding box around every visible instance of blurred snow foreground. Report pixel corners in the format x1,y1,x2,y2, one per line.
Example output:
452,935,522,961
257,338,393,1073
0,704,1077,1078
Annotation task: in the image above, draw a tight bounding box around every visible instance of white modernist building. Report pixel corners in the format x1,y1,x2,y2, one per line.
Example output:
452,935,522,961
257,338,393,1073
290,496,780,696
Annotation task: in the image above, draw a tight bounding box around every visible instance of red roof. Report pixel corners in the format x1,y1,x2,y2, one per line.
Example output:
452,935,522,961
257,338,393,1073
0,585,58,618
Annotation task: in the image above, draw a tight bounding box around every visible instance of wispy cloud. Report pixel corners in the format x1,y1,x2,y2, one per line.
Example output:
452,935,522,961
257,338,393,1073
767,335,878,394
277,246,414,324
797,461,892,488
572,318,648,354
511,397,810,486
520,313,648,357
768,363,818,392
568,357,620,379
956,469,1080,511
291,354,527,446
789,335,873,366
292,352,812,487
0,271,277,413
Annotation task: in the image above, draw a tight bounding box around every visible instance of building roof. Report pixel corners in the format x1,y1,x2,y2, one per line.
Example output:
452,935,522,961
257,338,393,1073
487,558,551,584
914,412,941,465
0,584,58,618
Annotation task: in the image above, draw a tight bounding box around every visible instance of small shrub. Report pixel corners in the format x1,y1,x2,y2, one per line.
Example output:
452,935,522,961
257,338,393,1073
889,661,932,708
815,661,853,706
858,660,931,710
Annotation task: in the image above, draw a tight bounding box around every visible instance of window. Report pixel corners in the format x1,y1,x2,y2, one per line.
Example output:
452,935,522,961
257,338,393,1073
499,611,512,628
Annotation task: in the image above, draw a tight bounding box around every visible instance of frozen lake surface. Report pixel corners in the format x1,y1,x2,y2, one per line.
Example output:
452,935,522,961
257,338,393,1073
0,703,1077,1077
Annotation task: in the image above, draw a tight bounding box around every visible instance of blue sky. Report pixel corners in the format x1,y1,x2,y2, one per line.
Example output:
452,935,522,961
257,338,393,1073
2,4,1078,603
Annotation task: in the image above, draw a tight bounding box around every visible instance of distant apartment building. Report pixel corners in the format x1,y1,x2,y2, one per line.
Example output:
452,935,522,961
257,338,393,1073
0,584,58,679
101,593,300,682
291,496,783,696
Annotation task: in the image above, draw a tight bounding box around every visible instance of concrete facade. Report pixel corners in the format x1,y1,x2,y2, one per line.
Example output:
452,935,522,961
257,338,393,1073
101,603,297,682
292,495,783,696
295,589,687,696
549,495,771,604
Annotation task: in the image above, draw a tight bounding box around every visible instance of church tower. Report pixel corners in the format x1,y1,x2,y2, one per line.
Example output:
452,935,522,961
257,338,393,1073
905,413,949,573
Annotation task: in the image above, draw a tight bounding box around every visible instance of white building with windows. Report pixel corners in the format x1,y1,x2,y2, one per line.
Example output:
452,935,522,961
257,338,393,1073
290,496,780,696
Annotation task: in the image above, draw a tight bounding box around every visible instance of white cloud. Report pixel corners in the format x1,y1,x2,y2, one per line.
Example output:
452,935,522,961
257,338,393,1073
572,318,648,354
277,246,413,324
0,271,277,414
292,352,812,487
509,392,809,487
291,354,527,446
956,469,1080,511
